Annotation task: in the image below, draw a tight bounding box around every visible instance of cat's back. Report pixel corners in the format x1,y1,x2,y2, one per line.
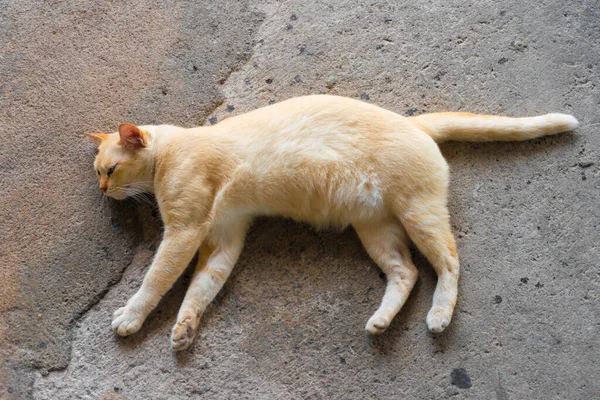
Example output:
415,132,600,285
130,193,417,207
220,95,402,131
217,95,434,160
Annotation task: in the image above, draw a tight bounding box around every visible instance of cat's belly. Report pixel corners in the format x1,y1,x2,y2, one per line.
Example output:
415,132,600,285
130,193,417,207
248,170,391,229
279,201,388,229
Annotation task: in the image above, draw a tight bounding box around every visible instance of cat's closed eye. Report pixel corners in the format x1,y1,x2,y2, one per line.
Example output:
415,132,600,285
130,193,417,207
107,165,116,176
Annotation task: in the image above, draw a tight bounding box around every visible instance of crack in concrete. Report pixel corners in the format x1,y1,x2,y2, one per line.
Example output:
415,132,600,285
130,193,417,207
203,3,273,121
216,4,268,92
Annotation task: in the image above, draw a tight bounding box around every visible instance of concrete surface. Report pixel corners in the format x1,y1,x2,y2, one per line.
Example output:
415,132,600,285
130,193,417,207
1,0,598,399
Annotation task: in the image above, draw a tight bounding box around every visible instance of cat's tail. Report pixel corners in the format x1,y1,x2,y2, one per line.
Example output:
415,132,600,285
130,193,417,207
408,112,578,143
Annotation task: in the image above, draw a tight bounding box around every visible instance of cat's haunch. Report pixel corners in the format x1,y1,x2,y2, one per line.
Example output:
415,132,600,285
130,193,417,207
88,95,577,350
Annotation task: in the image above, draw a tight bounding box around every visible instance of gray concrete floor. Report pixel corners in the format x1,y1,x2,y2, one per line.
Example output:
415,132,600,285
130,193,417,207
1,1,598,399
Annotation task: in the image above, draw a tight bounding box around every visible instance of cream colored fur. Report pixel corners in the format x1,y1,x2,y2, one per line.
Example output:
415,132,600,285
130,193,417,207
88,95,578,350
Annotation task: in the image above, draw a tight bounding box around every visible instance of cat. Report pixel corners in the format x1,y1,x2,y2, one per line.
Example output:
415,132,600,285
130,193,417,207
88,95,578,350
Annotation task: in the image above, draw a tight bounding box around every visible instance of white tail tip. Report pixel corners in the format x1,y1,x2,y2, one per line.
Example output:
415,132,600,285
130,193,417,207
548,113,579,132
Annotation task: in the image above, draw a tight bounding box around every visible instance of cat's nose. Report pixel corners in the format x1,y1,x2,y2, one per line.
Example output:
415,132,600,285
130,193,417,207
100,186,107,193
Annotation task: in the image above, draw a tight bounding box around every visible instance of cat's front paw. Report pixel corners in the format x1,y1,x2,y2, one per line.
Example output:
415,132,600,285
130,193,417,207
170,310,200,351
111,306,146,336
365,314,390,335
426,307,452,333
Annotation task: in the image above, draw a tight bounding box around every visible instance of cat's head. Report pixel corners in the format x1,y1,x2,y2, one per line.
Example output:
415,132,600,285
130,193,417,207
87,123,154,200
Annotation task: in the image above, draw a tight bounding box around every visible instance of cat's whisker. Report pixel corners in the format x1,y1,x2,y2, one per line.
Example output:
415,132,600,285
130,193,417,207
121,181,155,185
110,184,155,206
130,192,154,206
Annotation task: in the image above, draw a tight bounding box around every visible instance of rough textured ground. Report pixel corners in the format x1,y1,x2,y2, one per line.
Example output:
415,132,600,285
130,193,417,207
1,0,598,399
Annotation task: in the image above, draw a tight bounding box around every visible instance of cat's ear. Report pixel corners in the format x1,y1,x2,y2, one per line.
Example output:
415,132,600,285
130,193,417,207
118,123,147,149
86,133,109,146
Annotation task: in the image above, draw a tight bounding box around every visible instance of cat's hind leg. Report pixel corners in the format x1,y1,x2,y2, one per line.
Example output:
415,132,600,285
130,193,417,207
396,196,459,333
354,218,419,334
170,218,250,351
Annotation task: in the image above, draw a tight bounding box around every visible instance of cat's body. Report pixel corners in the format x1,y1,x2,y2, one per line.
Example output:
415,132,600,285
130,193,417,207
88,95,578,350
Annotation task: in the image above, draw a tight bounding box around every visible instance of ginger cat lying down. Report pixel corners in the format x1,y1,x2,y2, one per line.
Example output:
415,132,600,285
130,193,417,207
88,95,578,350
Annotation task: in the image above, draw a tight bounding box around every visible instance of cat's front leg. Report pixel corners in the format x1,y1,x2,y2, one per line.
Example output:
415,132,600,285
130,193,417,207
112,225,205,336
170,219,249,350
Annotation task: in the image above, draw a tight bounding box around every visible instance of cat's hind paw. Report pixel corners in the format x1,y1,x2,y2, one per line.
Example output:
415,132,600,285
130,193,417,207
111,306,145,336
365,315,390,335
170,313,200,351
426,307,452,333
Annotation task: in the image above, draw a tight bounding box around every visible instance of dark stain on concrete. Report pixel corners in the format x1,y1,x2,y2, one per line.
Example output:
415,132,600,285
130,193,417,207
451,368,472,389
